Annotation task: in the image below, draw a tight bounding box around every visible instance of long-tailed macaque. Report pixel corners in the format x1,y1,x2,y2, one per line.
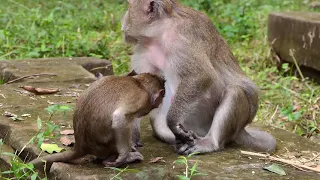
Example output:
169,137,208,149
121,0,276,154
29,71,165,168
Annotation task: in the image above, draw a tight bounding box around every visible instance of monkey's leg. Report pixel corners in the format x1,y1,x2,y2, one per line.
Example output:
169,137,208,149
105,110,132,167
132,118,143,148
167,79,211,146
150,81,176,144
178,86,250,155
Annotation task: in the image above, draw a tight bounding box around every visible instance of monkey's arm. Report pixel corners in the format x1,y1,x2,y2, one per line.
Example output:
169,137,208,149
167,76,212,144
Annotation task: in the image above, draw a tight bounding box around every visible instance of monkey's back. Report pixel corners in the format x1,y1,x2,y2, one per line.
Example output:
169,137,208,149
72,76,147,158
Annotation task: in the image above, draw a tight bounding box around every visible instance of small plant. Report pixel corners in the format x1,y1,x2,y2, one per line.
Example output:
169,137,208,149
0,153,45,180
28,104,73,147
106,166,140,180
0,104,72,179
0,78,5,85
174,152,207,180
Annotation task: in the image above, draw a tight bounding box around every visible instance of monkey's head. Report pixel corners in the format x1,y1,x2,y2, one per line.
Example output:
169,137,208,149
121,0,176,38
133,73,166,108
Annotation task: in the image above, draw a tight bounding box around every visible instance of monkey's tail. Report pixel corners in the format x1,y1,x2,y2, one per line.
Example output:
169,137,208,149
235,128,276,153
29,151,82,170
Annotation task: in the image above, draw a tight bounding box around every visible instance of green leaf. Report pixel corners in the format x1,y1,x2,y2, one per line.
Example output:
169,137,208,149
190,161,198,176
1,170,13,174
122,169,140,173
57,105,73,112
187,152,200,158
263,163,286,176
37,116,42,129
174,159,186,165
29,136,36,144
0,138,3,146
37,132,44,147
45,105,59,114
176,175,190,180
106,167,122,171
193,172,208,176
45,122,57,134
31,172,38,180
40,143,65,154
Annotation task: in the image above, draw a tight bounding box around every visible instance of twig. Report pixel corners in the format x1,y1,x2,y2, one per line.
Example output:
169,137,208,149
289,49,305,81
304,153,320,163
5,73,57,84
241,150,320,173
89,64,113,72
271,81,310,103
0,51,14,59
269,105,279,124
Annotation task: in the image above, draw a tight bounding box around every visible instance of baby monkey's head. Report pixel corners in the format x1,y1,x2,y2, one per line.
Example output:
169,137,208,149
127,70,166,108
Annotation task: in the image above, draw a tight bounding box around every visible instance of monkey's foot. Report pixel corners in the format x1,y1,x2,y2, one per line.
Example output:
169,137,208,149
103,152,144,167
175,124,199,143
134,141,143,148
176,138,218,155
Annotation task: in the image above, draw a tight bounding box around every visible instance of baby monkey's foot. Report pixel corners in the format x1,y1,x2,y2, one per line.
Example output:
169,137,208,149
103,152,144,167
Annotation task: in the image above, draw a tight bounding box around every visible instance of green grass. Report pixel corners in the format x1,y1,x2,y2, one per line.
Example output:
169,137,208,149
0,0,319,138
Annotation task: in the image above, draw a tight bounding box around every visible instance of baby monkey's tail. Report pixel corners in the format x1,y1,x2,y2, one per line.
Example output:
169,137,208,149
29,151,82,171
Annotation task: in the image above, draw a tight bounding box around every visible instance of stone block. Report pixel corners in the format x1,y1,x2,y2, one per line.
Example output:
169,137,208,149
268,12,320,81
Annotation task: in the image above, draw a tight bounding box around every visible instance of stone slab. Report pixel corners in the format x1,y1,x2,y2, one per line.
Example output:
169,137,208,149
1,58,320,179
268,12,320,81
0,57,113,83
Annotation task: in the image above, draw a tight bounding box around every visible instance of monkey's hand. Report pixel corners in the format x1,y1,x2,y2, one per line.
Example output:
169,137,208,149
173,123,200,151
176,137,218,155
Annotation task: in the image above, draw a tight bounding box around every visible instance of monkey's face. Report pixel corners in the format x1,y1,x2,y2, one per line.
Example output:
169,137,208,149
121,0,162,38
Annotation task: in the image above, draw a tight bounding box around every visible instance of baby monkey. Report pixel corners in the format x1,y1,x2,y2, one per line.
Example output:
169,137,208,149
30,71,165,169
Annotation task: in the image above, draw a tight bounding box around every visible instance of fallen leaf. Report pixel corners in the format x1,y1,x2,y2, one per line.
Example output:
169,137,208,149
149,157,165,163
60,136,75,146
263,163,286,176
60,129,74,135
3,111,24,121
0,93,5,99
3,111,17,118
21,114,31,117
22,86,60,95
40,143,65,154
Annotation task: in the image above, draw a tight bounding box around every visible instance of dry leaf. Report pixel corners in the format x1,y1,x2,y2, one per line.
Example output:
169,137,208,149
60,136,75,146
60,129,74,135
149,157,165,163
3,111,17,118
21,114,31,117
22,86,60,95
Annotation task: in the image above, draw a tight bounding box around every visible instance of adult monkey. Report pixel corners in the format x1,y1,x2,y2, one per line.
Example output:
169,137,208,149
121,0,276,155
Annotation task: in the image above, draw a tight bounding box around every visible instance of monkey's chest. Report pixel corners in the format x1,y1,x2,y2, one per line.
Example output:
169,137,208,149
145,43,167,71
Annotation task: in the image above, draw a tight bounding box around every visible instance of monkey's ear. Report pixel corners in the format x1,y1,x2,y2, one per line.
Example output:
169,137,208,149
147,1,160,18
152,89,165,107
126,70,138,76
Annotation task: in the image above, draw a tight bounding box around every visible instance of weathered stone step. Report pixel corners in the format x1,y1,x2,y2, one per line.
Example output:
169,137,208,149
1,58,320,179
268,12,320,82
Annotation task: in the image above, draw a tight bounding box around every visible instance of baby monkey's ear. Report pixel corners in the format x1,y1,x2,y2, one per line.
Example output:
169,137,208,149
152,89,165,108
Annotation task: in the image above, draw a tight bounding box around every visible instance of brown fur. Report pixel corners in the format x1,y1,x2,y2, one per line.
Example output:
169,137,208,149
29,72,165,169
121,0,276,154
